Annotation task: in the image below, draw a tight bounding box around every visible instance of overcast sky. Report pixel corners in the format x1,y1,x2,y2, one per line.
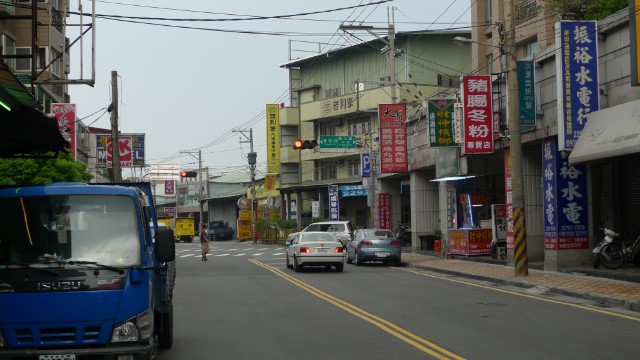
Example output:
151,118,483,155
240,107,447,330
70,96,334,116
67,0,472,178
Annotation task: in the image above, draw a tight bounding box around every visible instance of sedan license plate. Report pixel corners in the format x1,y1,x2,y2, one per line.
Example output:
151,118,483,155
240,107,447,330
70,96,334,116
375,252,390,257
40,355,76,360
316,248,328,253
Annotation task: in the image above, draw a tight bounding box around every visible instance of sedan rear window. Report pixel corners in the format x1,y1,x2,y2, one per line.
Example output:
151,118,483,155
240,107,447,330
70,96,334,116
364,230,394,238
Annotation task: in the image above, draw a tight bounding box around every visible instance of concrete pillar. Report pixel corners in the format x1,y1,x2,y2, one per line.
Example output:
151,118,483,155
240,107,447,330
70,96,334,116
410,170,439,252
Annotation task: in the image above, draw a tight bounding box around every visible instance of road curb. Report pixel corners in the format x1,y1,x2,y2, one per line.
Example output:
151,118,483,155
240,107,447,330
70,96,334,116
404,262,640,313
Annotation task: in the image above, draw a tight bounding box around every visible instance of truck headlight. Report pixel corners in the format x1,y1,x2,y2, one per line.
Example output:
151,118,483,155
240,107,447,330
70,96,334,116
111,309,154,343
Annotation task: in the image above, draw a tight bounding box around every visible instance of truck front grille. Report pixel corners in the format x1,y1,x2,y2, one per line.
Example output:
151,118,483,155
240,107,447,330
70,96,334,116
12,325,104,346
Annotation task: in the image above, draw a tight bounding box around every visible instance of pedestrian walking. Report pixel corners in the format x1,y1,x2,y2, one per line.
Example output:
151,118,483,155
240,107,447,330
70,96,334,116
200,223,210,261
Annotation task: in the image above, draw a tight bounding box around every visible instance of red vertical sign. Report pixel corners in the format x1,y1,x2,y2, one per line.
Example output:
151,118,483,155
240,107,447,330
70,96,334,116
376,193,391,230
379,104,408,173
164,180,175,195
462,75,494,154
52,103,76,158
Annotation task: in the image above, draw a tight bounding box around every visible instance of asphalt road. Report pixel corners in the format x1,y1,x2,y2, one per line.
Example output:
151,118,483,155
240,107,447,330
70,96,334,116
159,241,640,360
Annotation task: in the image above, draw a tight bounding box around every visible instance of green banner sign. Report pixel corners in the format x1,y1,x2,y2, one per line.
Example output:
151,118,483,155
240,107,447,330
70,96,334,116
319,135,356,152
428,99,458,147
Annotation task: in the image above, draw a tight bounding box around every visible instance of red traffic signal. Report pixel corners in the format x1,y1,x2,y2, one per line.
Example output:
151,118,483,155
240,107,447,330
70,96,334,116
180,171,197,178
292,139,318,150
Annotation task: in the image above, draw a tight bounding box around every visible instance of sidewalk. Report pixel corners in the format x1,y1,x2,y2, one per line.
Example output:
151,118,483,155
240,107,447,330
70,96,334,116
401,252,640,313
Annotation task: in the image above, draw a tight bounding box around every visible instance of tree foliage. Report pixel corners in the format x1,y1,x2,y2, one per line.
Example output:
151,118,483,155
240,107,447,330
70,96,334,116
0,152,93,185
544,0,627,20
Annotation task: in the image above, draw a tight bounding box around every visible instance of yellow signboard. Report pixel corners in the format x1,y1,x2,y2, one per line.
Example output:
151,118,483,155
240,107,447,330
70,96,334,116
237,219,252,239
239,210,253,221
266,104,281,174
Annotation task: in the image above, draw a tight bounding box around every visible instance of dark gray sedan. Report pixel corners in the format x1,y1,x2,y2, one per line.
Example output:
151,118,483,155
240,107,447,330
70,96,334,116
346,229,402,266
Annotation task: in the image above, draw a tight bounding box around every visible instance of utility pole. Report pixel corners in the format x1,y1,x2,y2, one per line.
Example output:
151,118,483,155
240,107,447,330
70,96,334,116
109,70,121,182
504,0,528,276
234,129,256,243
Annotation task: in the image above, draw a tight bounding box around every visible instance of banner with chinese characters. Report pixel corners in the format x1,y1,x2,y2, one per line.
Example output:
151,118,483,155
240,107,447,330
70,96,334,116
504,148,514,250
164,180,175,195
264,173,277,192
340,185,367,197
428,99,458,147
266,104,280,173
462,75,494,154
517,60,536,128
379,103,408,173
328,185,339,221
376,193,391,230
555,20,599,151
52,103,76,158
543,138,589,250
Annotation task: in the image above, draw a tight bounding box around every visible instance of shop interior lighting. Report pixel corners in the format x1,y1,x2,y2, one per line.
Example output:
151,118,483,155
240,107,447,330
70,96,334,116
430,175,476,182
0,100,11,111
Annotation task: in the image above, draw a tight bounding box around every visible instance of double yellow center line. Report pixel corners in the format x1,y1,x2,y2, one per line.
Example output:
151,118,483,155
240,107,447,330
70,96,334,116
249,259,465,360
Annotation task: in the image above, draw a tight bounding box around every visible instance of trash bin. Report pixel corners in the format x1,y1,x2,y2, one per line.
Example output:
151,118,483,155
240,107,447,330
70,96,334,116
419,235,436,251
433,240,441,252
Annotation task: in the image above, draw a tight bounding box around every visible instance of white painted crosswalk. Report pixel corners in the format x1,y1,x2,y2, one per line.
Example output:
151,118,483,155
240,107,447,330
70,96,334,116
175,245,287,261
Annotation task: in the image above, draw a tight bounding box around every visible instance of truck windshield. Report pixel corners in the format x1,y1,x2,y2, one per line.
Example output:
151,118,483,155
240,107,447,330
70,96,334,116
0,195,141,267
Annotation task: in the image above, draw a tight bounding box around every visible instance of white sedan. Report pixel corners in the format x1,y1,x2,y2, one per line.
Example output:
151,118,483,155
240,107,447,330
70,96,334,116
286,231,345,272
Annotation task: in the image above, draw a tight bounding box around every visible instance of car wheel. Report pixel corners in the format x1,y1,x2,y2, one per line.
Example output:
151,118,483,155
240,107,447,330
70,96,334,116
293,255,302,272
286,254,293,269
335,263,344,272
393,258,401,267
355,251,363,266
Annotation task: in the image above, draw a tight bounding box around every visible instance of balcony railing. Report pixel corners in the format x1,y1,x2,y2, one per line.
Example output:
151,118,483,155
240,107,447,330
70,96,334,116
515,0,538,25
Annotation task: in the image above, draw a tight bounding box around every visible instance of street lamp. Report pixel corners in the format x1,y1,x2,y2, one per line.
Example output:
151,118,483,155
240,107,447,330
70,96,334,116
452,36,502,50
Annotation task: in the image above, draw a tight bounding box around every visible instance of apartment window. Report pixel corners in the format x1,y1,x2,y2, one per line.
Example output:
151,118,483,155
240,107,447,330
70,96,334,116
485,0,493,24
486,53,494,75
316,160,337,181
347,158,360,177
523,41,539,57
280,126,297,148
348,117,370,136
437,74,461,88
1,35,16,71
325,87,341,98
51,48,61,77
15,46,46,72
319,121,336,136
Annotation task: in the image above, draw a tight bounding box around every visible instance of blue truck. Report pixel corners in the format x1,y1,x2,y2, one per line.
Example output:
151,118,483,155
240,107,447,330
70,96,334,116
0,182,176,359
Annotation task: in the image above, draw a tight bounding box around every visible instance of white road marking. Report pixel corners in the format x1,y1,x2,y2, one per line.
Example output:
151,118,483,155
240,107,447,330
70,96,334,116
233,254,245,256
214,254,230,256
252,253,264,256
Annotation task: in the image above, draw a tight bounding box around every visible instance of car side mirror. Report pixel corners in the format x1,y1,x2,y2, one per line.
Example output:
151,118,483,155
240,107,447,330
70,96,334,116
285,239,292,246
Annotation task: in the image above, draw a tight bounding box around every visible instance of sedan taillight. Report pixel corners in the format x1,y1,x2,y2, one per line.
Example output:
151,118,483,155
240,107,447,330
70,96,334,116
300,247,310,253
334,247,344,253
390,240,401,246
360,240,373,246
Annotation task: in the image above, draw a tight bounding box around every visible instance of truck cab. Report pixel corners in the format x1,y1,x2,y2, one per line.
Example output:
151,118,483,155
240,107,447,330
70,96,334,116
0,182,176,359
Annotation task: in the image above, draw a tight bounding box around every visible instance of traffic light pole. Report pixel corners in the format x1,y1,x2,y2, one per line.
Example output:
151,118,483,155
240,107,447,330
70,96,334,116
233,128,257,243
180,150,204,230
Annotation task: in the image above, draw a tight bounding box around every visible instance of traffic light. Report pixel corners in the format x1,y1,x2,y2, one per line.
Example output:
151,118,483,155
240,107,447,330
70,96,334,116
180,171,197,178
292,139,318,150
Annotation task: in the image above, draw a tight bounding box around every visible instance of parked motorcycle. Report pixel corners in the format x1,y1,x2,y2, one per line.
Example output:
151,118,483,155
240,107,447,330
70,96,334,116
593,228,640,269
395,224,411,246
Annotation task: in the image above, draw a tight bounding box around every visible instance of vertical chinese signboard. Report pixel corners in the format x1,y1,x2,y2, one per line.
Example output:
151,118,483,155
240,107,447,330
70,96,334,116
266,104,280,174
376,193,391,230
461,75,493,154
555,20,599,151
543,138,589,249
517,60,536,129
328,185,339,221
379,103,408,173
52,103,76,158
428,99,458,147
164,180,175,195
504,148,514,249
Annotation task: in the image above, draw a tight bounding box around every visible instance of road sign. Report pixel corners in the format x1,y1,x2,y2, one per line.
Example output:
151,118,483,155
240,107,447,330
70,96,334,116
319,135,356,152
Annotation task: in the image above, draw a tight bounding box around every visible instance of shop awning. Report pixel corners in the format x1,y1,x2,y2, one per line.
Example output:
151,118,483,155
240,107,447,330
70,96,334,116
569,99,640,164
0,61,68,157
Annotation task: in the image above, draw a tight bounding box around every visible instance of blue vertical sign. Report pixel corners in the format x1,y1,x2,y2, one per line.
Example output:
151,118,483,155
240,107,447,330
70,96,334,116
555,20,599,151
361,153,371,177
543,138,589,250
328,185,339,221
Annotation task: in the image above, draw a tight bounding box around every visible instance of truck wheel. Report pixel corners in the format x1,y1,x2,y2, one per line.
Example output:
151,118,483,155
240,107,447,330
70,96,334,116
156,308,173,349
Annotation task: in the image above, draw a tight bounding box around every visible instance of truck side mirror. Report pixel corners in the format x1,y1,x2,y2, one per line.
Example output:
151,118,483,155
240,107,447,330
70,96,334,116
155,228,176,262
